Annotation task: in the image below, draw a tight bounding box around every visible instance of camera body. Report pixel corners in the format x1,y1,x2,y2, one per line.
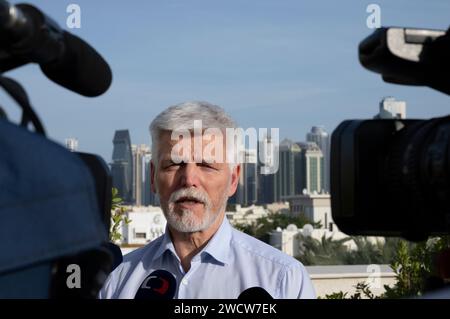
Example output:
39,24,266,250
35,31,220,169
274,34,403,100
331,27,450,240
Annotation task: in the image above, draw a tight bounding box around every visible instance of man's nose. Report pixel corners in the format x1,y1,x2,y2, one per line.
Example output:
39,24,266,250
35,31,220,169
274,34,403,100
180,163,199,188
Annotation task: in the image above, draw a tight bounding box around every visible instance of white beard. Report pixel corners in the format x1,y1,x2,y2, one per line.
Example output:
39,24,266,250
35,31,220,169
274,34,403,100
164,183,230,233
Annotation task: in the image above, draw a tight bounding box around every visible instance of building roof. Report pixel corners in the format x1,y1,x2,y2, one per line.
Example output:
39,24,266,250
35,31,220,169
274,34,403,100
113,130,131,143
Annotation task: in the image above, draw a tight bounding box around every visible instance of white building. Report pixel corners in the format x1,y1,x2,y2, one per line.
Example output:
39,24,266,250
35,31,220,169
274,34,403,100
265,202,290,214
119,206,166,246
226,204,270,226
65,137,79,152
375,96,406,119
270,224,357,257
284,192,333,230
270,223,384,258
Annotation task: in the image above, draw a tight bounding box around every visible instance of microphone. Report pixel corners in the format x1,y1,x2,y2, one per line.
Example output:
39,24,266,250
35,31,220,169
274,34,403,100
134,270,177,300
0,1,112,97
238,287,273,300
105,242,123,272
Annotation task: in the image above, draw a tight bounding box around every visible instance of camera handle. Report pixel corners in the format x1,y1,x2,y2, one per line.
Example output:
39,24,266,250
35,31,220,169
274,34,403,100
0,75,46,136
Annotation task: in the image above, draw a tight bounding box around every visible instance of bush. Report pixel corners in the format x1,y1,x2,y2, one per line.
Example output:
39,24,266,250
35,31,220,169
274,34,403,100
110,188,131,243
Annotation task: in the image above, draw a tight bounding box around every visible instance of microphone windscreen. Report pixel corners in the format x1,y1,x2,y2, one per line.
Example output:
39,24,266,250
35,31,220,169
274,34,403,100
134,269,177,300
106,242,123,271
40,31,112,97
238,287,273,300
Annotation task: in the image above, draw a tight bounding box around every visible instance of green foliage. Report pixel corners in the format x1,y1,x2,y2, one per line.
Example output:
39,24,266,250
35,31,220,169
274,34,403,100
297,235,400,266
320,282,378,299
344,237,400,265
110,188,131,243
298,234,352,265
350,282,377,299
321,291,348,299
382,237,450,298
321,236,450,299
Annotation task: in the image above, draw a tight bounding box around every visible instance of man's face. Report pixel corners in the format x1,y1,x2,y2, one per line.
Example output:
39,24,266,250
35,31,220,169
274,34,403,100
151,131,240,233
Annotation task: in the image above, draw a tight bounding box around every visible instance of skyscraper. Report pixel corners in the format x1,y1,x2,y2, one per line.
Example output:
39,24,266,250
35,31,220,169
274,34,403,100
296,142,324,194
142,151,159,206
306,126,330,192
236,149,258,206
111,130,133,204
258,133,280,204
259,138,300,203
277,139,301,200
132,144,150,206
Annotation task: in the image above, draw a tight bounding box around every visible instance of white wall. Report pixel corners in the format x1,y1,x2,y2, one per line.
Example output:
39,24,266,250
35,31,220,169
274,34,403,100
119,206,166,245
306,265,396,298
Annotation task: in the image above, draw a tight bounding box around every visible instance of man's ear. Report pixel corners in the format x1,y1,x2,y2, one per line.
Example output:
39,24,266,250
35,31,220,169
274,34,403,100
150,161,157,193
227,164,241,197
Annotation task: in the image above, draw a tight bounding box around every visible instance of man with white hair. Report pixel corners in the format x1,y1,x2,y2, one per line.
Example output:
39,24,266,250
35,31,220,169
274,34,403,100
99,101,315,299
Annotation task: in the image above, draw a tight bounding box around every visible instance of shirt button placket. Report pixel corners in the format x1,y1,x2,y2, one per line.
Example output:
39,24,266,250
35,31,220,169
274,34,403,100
177,277,188,298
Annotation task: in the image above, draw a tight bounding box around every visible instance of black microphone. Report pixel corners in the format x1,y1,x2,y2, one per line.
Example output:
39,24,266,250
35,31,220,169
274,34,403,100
134,270,177,300
105,242,123,272
0,1,112,97
238,287,273,300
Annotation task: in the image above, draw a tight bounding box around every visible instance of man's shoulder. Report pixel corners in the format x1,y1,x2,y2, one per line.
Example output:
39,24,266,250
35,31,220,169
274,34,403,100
121,234,165,265
229,226,303,269
99,235,166,298
108,235,164,282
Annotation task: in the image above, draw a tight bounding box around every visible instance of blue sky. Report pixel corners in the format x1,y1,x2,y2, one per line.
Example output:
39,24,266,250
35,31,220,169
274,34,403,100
3,0,450,161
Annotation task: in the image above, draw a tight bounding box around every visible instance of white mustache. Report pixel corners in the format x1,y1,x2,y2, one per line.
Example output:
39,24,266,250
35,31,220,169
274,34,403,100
169,187,211,206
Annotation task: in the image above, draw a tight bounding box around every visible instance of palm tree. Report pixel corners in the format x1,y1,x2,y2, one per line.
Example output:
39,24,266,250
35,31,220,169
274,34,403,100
297,234,352,265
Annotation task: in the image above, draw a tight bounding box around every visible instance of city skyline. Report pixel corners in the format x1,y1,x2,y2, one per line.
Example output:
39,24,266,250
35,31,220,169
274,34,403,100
110,123,330,207
105,95,405,207
3,1,449,162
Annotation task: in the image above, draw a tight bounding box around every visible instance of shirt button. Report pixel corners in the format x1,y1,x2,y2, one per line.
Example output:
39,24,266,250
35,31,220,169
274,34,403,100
181,278,188,285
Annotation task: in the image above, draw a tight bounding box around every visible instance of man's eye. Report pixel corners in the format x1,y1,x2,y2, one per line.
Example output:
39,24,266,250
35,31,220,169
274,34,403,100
199,163,217,170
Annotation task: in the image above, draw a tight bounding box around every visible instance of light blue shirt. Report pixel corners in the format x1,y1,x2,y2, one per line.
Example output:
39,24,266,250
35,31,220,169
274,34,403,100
99,217,316,299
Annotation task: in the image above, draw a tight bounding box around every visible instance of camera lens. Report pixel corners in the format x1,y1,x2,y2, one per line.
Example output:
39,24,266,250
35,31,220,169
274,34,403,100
385,116,450,237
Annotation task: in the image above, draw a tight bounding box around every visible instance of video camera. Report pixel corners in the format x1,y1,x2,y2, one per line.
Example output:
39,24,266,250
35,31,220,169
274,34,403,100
331,26,450,241
0,1,117,298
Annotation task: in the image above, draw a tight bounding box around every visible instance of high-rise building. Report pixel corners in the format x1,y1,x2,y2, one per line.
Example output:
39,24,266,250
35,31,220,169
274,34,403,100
296,142,324,194
142,152,159,206
374,96,406,119
65,137,78,152
111,130,133,204
132,144,150,206
235,149,258,206
306,126,330,192
277,139,301,200
258,133,279,204
259,138,300,203
258,138,325,204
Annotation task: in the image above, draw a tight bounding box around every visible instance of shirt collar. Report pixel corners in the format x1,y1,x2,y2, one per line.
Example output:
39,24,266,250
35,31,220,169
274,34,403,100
200,216,232,265
152,225,178,262
151,216,233,265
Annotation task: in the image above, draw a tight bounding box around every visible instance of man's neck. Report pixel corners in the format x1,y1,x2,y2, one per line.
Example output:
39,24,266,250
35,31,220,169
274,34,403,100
169,213,225,273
